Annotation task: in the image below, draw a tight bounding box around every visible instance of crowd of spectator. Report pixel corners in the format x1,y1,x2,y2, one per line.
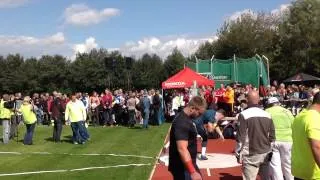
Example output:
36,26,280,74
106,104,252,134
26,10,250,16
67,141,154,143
0,89,166,145
165,82,320,119
1,89,165,127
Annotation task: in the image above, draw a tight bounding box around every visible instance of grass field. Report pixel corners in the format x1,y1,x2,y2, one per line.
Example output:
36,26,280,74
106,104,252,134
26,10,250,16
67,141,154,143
0,123,170,180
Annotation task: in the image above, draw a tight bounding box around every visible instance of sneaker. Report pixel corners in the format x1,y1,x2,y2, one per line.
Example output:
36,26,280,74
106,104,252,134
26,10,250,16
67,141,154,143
73,142,78,145
200,155,208,160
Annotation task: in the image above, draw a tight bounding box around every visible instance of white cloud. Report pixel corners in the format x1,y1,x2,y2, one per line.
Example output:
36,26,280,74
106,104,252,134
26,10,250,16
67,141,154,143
227,9,256,22
64,3,120,26
72,37,98,55
0,0,28,8
0,32,72,58
271,4,290,17
114,35,218,58
0,33,102,60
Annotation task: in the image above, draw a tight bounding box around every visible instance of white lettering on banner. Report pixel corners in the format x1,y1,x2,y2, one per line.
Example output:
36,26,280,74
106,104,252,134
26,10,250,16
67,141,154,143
164,82,186,87
213,76,230,80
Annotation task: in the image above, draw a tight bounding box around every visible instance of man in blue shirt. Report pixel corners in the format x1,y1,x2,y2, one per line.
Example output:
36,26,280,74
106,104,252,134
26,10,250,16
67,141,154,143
194,108,226,160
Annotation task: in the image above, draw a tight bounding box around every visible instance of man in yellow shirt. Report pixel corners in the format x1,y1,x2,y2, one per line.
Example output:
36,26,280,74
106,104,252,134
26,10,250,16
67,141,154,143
65,93,87,144
292,92,320,179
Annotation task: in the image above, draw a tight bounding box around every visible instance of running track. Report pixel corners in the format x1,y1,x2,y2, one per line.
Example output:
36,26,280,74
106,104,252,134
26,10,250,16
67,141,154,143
151,139,243,180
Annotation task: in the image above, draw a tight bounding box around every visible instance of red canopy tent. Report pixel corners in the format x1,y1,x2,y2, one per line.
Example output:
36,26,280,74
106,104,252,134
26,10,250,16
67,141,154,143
162,67,215,89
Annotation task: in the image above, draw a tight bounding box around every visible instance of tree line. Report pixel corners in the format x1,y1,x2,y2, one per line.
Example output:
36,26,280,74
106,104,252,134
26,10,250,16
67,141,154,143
0,48,185,94
0,0,318,94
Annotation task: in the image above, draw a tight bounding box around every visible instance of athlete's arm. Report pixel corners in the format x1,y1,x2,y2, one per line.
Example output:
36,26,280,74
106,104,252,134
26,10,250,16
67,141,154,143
177,140,192,164
215,126,224,140
206,122,214,133
207,122,224,139
310,139,320,167
177,140,202,180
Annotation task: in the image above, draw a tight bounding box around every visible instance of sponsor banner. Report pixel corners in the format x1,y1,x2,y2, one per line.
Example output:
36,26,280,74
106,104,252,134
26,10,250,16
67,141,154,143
163,81,186,88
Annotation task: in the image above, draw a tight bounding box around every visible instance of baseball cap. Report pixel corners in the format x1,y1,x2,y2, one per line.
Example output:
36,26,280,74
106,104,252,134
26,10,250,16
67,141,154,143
267,97,279,104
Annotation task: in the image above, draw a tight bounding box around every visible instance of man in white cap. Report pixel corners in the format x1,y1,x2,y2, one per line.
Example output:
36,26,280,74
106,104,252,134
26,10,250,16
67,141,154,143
266,97,294,180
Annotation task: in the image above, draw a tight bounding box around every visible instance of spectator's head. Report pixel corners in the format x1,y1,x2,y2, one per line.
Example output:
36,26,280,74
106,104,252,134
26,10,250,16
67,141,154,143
311,92,320,113
9,95,15,101
92,91,97,96
71,93,77,102
53,91,58,97
247,90,260,105
312,88,320,96
267,97,280,107
15,92,22,99
312,92,320,105
185,96,207,118
2,94,9,101
215,109,226,120
143,90,148,97
273,80,278,87
23,96,31,104
75,92,81,99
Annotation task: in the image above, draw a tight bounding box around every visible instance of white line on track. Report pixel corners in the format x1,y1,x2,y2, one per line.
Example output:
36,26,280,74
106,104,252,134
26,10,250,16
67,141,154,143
0,163,151,177
0,152,154,159
0,152,22,155
207,168,211,176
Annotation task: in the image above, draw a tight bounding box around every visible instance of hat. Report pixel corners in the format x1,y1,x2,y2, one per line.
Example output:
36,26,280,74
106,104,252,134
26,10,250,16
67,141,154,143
267,97,279,104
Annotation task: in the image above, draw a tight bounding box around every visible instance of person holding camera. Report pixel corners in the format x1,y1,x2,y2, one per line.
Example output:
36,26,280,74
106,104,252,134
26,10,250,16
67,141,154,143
11,93,23,139
19,96,37,145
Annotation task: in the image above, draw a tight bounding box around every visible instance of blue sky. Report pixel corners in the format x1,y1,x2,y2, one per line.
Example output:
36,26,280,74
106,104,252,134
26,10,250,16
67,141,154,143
0,0,291,59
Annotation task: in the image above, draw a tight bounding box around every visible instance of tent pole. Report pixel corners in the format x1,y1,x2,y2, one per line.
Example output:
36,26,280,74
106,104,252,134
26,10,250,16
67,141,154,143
255,57,260,88
262,55,270,86
233,54,236,84
210,55,214,79
210,54,215,61
195,55,199,72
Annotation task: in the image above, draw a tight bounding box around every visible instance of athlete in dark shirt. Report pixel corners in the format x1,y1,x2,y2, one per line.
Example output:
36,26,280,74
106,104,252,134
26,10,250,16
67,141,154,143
169,96,207,180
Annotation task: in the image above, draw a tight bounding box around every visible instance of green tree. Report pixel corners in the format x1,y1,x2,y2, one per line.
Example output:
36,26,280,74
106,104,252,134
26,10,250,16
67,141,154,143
164,48,185,78
132,54,164,89
273,0,320,79
37,55,70,92
0,54,24,93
